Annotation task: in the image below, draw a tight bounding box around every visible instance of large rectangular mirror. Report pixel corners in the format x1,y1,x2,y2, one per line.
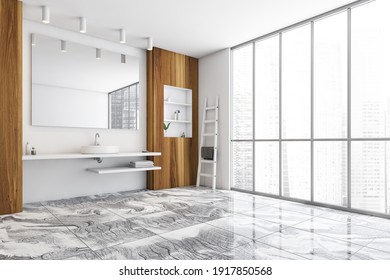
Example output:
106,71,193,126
32,34,139,130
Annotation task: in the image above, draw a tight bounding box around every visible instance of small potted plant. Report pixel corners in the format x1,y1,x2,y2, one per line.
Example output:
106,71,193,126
163,122,171,136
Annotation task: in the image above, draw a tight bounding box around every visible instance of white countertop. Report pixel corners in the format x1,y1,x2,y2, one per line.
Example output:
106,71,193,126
22,152,161,161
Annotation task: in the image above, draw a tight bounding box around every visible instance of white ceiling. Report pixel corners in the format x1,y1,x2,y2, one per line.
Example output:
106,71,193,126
22,0,357,58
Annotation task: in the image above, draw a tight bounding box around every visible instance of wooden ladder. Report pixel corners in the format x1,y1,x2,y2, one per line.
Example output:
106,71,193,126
196,96,219,190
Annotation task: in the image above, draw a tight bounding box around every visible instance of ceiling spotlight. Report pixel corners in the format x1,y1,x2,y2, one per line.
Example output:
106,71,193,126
121,54,126,64
61,40,67,52
42,6,50,24
119,29,126,44
147,37,153,51
79,17,87,33
31,34,36,46
96,48,101,59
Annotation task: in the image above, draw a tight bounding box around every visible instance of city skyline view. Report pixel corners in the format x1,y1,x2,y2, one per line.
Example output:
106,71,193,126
232,0,390,215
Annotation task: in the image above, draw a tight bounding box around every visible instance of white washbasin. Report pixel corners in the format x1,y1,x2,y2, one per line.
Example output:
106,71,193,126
81,145,119,154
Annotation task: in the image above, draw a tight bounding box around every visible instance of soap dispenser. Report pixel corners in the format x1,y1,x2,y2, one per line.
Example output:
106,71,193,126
26,142,32,155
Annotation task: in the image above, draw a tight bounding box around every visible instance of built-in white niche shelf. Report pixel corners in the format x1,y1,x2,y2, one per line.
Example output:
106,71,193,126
164,85,192,138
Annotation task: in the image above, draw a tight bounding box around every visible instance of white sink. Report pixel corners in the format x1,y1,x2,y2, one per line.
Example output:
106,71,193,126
81,145,119,154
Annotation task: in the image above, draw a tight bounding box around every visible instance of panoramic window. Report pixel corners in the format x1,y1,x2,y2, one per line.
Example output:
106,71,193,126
231,0,390,215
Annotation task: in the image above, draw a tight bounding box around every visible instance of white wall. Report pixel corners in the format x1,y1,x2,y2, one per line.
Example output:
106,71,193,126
23,20,148,203
199,49,230,190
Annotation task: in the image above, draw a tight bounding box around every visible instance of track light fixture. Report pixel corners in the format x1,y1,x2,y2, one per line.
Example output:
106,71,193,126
147,37,153,51
121,54,126,64
120,29,126,44
42,6,50,24
61,40,67,52
79,17,87,33
96,48,101,59
31,34,36,46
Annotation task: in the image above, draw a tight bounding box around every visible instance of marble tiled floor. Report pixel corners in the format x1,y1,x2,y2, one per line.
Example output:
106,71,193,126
1,187,390,260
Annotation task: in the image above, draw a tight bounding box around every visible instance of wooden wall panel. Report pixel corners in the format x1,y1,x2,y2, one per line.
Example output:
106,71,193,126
0,0,23,214
147,48,198,190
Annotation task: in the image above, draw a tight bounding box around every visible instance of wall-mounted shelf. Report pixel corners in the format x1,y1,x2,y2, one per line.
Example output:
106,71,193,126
164,119,192,124
87,166,161,174
164,101,191,107
164,85,192,138
22,152,161,161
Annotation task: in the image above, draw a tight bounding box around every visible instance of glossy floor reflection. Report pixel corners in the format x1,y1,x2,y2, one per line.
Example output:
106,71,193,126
1,187,390,260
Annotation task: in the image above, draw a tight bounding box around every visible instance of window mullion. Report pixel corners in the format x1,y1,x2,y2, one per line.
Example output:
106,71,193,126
311,21,315,203
252,42,256,193
279,32,283,197
347,8,352,209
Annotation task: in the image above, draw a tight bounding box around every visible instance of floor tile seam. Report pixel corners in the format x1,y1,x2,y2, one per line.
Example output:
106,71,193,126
194,221,253,244
207,203,249,215
319,208,390,224
84,231,161,254
221,195,285,206
288,215,361,230
170,205,234,219
95,203,137,220
225,212,304,229
165,203,204,212
66,215,160,252
234,195,287,203
266,205,331,218
203,216,288,241
310,214,364,227
128,209,189,226
0,211,73,245
127,205,217,230
101,204,171,220
95,201,144,222
238,211,313,226
258,234,358,261
350,223,390,235
280,226,369,250
153,231,211,260
250,228,291,242
363,237,390,254
63,250,103,260
238,204,280,212
348,243,371,259
43,202,132,231
289,225,377,247
250,239,312,260
42,200,124,218
132,217,208,237
32,203,76,232
240,205,319,218
41,203,95,252
154,220,253,247
215,238,258,256
278,217,313,228
321,220,390,237
207,232,310,260
358,238,390,257
307,214,390,235
202,220,262,241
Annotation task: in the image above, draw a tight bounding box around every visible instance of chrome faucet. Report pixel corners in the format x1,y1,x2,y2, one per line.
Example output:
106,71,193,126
94,133,100,146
